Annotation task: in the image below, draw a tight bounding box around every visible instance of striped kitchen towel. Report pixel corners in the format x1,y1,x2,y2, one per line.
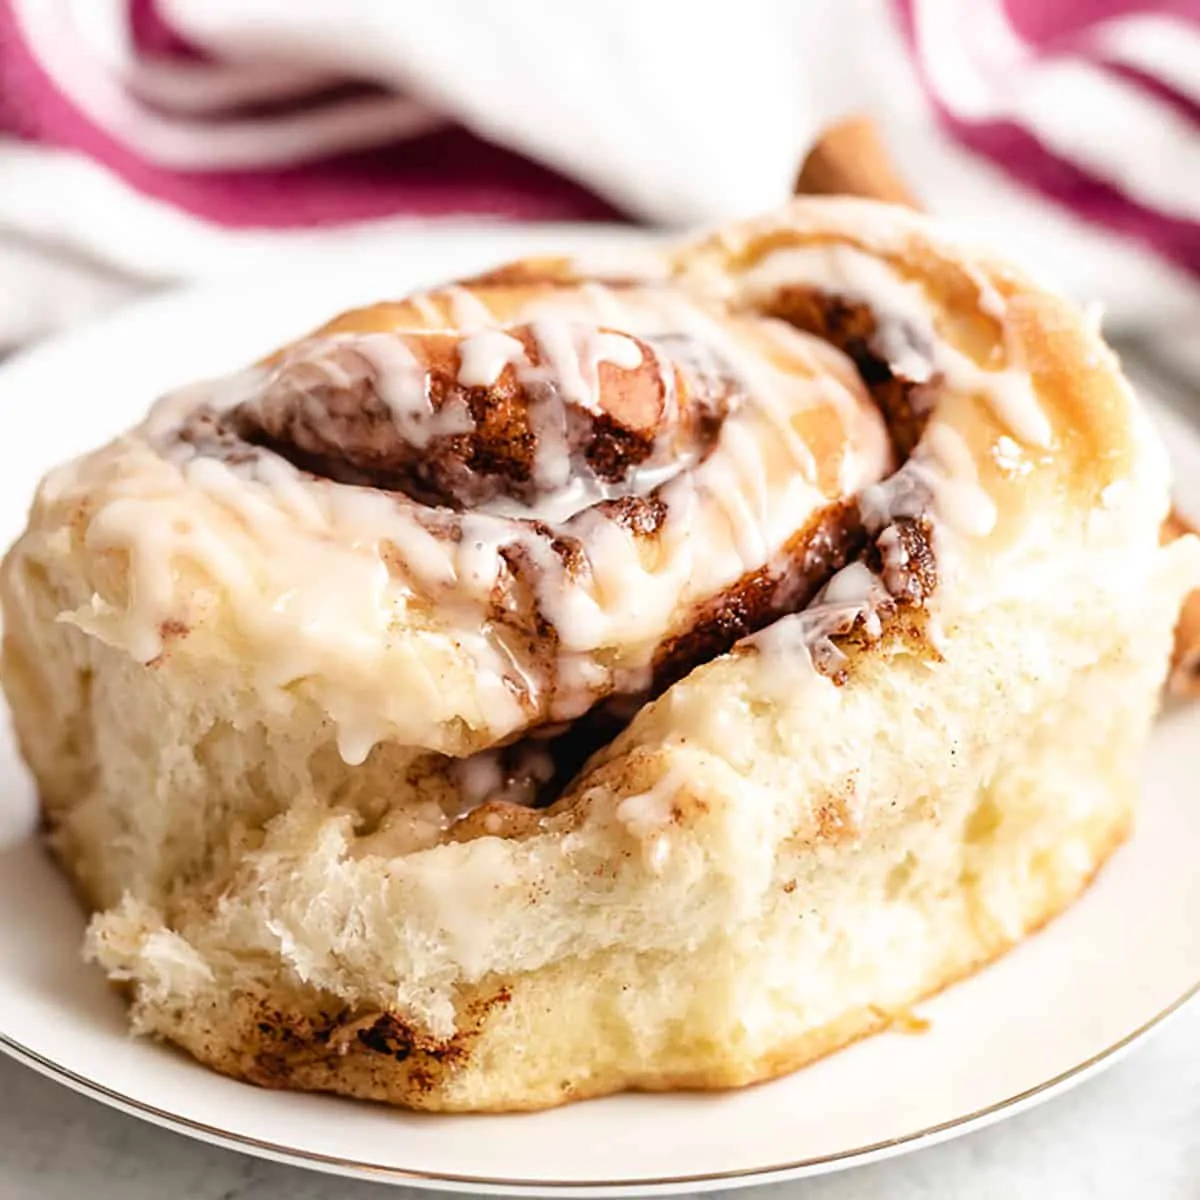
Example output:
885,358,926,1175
0,0,1197,349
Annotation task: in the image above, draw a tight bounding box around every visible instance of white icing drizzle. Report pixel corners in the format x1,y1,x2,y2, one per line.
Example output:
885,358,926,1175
615,766,687,874
63,441,533,760
142,370,266,440
178,333,478,451
963,263,1008,321
456,329,527,387
353,333,477,447
860,422,996,544
697,434,769,568
410,291,446,327
479,321,646,498
712,417,771,565
525,320,644,415
454,322,656,518
445,285,498,330
876,525,910,586
873,322,935,383
750,561,892,695
920,424,999,538
578,280,647,325
449,743,555,810
56,243,998,778
352,333,423,412
738,244,1053,448
821,560,886,626
473,459,683,525
656,299,827,487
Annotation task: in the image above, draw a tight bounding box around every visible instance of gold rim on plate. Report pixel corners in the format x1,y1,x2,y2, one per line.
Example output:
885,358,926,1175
2,979,1198,1196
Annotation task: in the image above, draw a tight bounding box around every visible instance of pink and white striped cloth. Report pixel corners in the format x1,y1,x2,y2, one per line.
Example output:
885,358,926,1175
1,0,1199,351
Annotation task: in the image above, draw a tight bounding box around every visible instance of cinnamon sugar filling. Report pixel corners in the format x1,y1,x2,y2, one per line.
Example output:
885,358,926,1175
160,289,940,815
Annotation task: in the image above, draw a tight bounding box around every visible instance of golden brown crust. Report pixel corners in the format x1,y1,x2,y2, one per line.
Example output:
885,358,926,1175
1163,508,1200,695
790,120,1129,505
703,220,1133,507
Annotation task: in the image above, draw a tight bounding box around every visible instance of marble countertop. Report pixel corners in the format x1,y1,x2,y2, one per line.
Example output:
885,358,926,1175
3,999,1200,1200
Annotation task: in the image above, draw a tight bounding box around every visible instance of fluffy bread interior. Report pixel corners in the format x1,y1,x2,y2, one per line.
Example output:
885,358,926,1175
4,197,1199,1112
3,482,1194,1109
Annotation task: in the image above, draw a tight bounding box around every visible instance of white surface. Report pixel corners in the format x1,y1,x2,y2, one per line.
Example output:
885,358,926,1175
1,228,1199,1197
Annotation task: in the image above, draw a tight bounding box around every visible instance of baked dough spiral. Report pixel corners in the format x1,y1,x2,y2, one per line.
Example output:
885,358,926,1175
160,272,893,771
3,197,1196,1111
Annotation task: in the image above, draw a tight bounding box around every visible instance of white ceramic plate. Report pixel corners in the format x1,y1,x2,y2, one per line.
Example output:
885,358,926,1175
1,225,1199,1198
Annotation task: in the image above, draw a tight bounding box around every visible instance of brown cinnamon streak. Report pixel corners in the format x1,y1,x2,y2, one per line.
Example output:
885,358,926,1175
230,326,735,512
519,501,872,805
795,117,1200,699
200,123,963,815
757,287,932,459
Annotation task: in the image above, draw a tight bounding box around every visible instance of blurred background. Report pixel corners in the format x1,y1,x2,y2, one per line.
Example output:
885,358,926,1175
0,0,1197,392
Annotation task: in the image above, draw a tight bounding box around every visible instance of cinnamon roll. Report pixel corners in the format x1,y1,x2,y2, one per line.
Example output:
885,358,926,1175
3,197,1196,1112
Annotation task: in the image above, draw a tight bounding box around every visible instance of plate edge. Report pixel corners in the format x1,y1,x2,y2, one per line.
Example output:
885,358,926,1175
3,978,1198,1196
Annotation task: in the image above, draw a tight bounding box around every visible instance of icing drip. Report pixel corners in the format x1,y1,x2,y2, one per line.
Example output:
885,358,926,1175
472,459,683,525
192,334,479,453
449,743,556,811
457,330,527,388
353,334,476,447
445,285,497,330
578,280,652,325
861,423,996,541
524,320,644,414
615,766,687,873
875,525,913,597
751,561,893,691
458,321,649,499
654,297,825,486
739,244,1053,448
450,321,715,520
920,425,999,538
59,231,1028,798
410,292,446,327
525,375,572,492
961,263,1008,321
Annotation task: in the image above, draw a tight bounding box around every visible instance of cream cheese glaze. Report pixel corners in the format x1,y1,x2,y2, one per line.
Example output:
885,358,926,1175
38,208,1058,785
44,280,894,768
731,243,1052,448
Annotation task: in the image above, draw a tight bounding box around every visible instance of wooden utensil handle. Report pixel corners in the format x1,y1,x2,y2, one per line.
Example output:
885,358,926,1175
794,115,923,209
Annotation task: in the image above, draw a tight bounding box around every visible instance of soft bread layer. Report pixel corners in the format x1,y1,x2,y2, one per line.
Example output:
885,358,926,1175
109,797,1129,1113
7,199,1161,769
3,197,1198,1111
5,496,1193,1108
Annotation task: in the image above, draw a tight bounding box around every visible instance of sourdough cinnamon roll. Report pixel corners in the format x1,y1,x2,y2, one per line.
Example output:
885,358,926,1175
4,197,1196,1112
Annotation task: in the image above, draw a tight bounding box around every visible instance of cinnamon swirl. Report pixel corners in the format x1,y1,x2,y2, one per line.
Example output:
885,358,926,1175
3,197,1195,1111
